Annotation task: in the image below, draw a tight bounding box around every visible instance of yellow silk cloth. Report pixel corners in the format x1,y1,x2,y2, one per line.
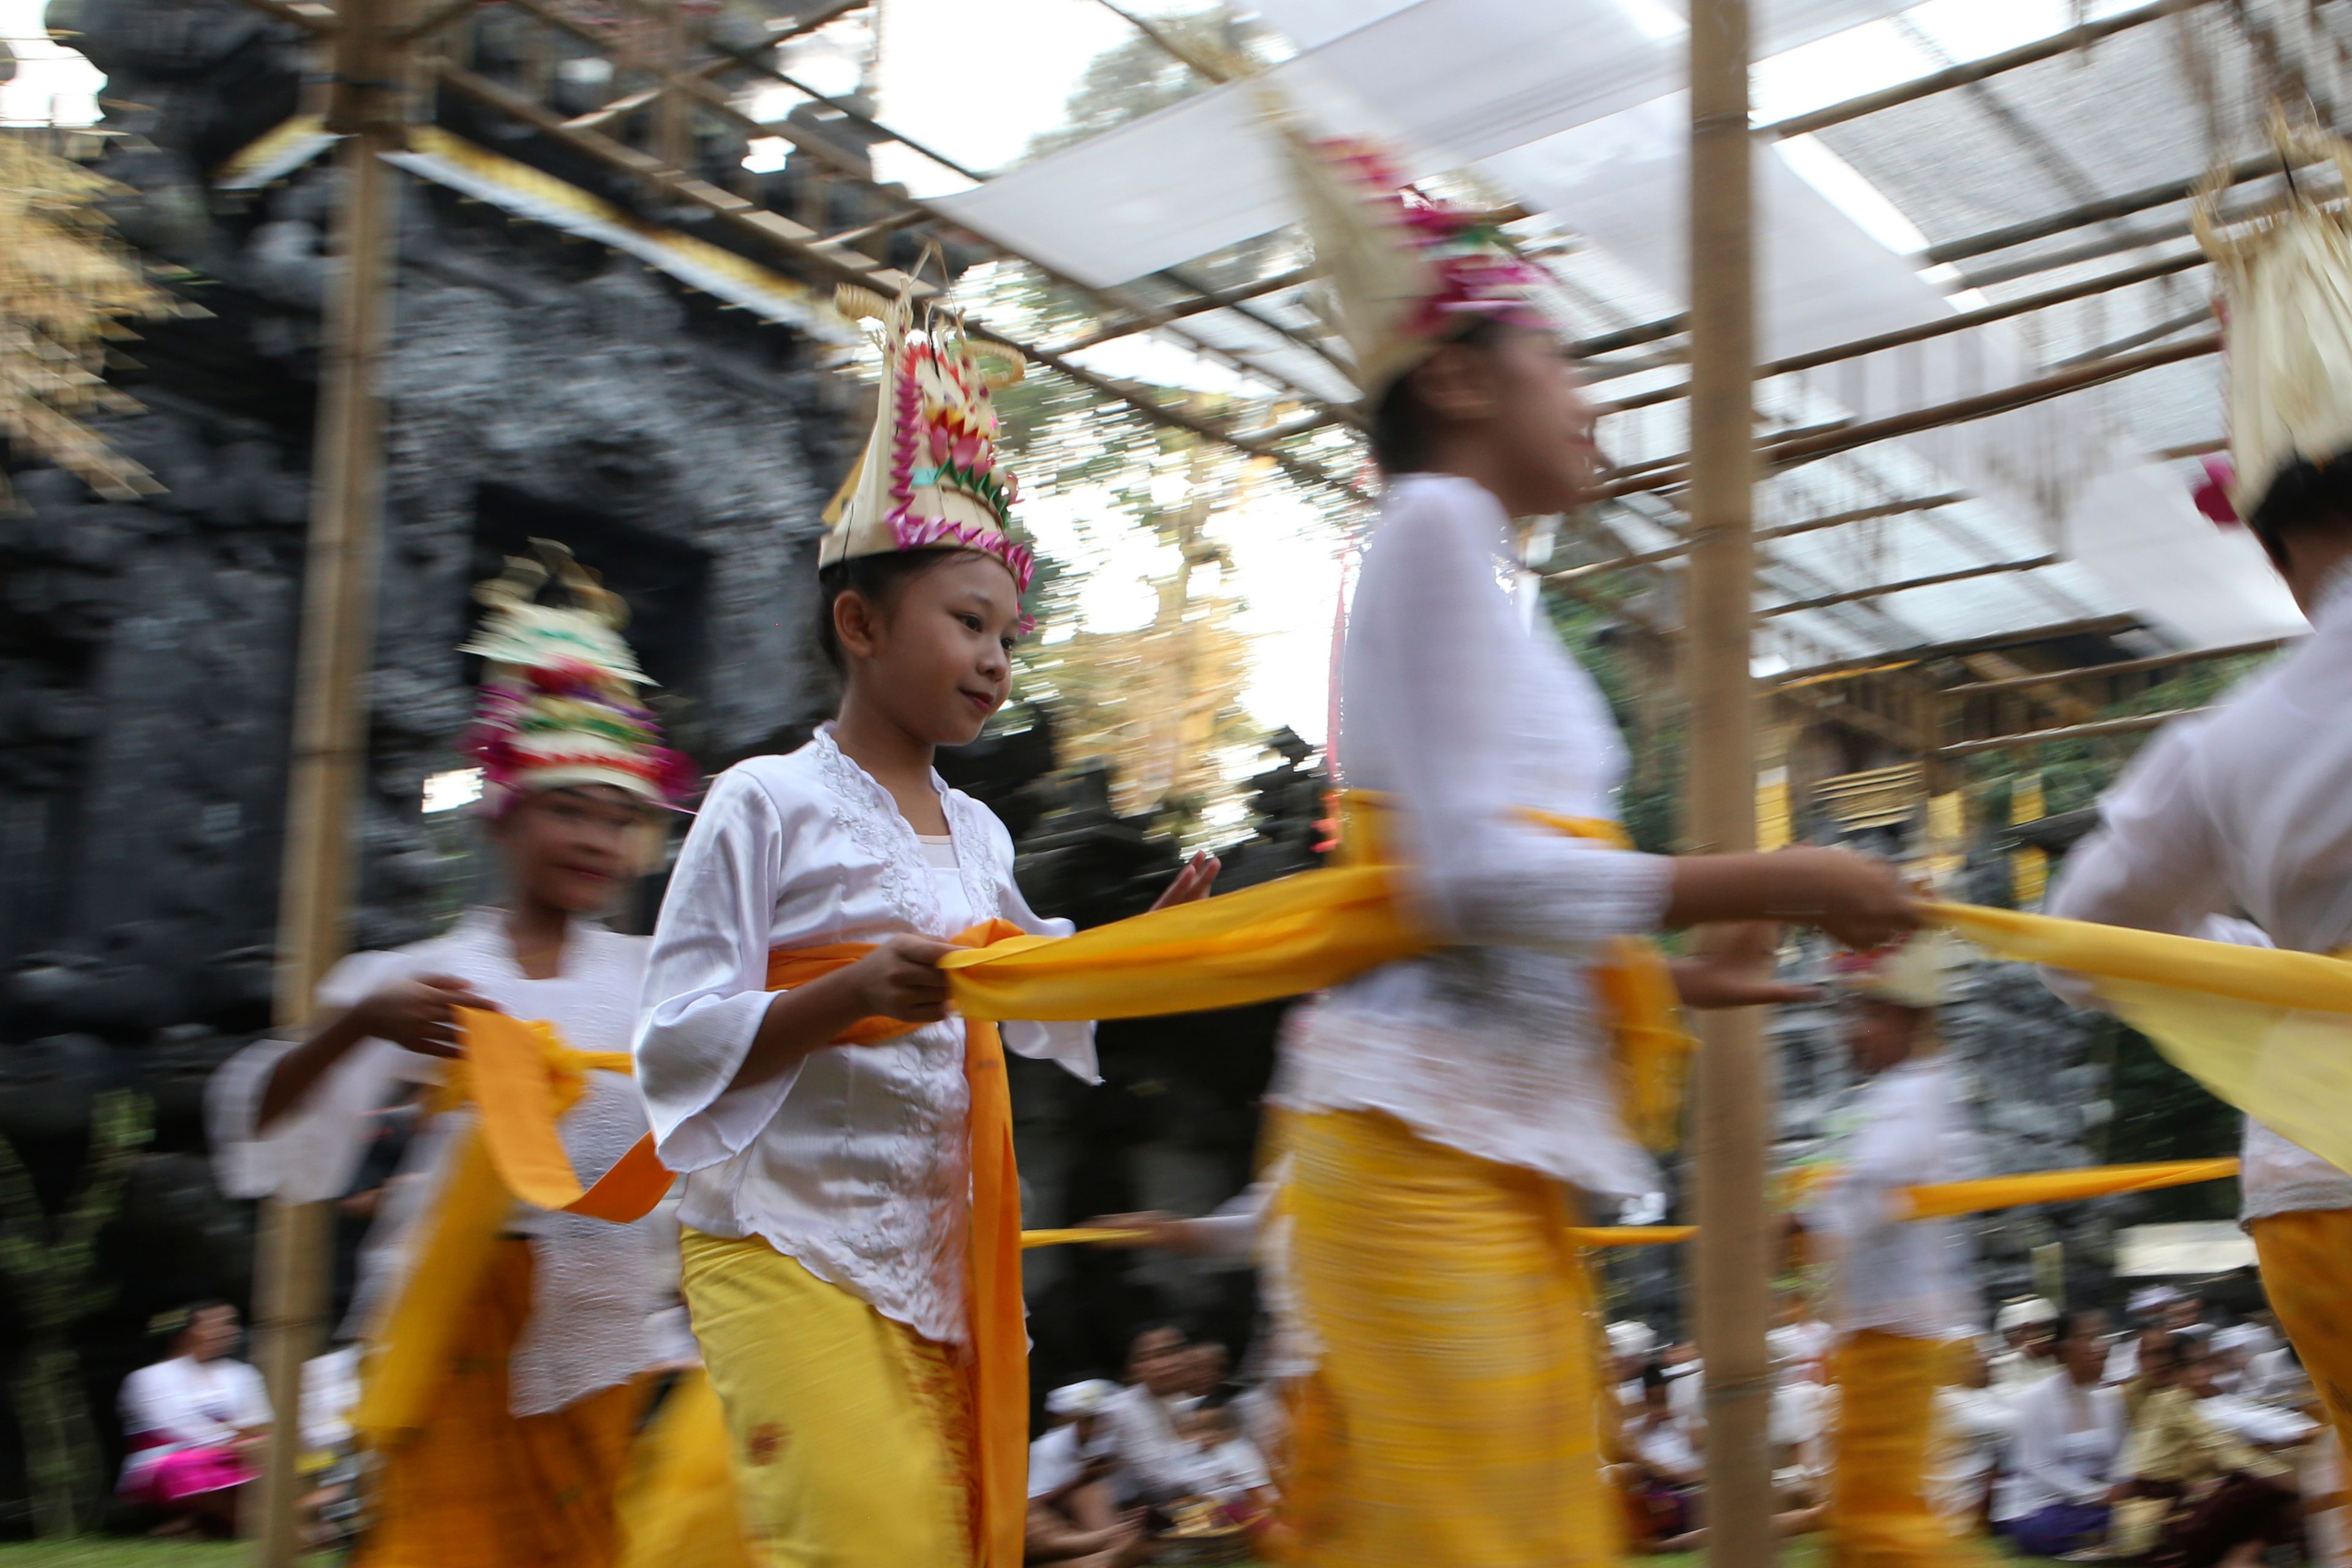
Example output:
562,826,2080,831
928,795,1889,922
353,1012,660,1445
1901,1158,2240,1218
1016,1161,2236,1253
616,1370,755,1568
756,923,1029,1568
680,1230,978,1568
1283,1107,1617,1568
357,1240,651,1568
2248,1207,2352,1458
1931,903,2352,1178
1828,1331,1984,1568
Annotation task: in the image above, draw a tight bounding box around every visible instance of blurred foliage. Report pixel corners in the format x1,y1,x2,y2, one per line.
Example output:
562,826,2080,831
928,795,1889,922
1021,10,1262,160
2092,1017,2243,1222
1544,584,1684,854
1964,651,2279,823
0,1091,153,1538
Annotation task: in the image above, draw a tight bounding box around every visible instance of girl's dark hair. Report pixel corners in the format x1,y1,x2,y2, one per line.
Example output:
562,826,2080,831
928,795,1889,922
1368,316,1513,475
2248,450,2352,562
813,549,960,673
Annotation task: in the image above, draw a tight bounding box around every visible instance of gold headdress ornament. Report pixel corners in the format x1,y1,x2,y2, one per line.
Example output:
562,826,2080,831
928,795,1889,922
458,540,693,812
1267,97,1551,401
820,279,1034,616
2195,114,2352,525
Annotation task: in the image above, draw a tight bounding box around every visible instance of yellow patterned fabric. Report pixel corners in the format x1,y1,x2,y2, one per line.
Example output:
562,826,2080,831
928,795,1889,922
678,1229,976,1568
356,1240,650,1568
1829,1331,1983,1568
1933,904,2352,1179
1282,1108,1615,1568
2249,1207,2352,1458
617,1369,754,1568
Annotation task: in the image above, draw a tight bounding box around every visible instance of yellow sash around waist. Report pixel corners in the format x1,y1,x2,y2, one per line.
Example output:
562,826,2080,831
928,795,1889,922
352,1012,664,1445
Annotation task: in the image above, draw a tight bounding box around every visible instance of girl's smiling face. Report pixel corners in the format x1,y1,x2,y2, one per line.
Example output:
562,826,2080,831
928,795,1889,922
832,549,1021,745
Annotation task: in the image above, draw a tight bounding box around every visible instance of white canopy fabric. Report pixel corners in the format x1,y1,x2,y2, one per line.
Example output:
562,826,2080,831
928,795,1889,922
932,0,1919,290
922,0,2323,657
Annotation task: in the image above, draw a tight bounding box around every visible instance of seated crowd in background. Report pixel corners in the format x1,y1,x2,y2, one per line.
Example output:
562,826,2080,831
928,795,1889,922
1027,1324,1276,1566
1602,1284,2337,1562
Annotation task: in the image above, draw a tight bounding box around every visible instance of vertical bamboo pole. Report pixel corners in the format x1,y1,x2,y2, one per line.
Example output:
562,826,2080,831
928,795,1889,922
252,0,402,1561
1686,1,1773,1566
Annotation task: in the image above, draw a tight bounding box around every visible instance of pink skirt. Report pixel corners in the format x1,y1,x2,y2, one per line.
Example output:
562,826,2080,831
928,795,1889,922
123,1445,256,1508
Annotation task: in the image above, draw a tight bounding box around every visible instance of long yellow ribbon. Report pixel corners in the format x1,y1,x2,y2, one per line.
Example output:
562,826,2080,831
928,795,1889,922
1014,1158,2241,1251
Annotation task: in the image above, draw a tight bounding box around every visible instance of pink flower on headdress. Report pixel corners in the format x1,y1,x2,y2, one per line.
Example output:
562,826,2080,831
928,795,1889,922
2192,454,2239,527
952,432,984,469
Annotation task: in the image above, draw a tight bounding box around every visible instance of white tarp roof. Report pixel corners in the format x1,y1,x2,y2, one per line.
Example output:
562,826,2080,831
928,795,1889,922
908,0,2325,659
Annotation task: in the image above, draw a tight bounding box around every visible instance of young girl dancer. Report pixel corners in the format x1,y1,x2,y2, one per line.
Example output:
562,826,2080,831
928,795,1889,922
1267,125,1919,1568
633,284,1214,1568
211,547,694,1568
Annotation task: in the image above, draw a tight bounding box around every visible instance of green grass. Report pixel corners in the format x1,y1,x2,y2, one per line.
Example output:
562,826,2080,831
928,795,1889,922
0,1545,335,1568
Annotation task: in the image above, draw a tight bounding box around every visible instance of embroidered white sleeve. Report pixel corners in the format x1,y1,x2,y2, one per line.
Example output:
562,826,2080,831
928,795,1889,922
206,950,440,1205
635,768,797,1172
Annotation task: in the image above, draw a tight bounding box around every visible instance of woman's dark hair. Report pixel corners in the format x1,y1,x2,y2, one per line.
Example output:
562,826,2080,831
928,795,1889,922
1368,316,1513,475
813,549,961,674
2247,451,2352,564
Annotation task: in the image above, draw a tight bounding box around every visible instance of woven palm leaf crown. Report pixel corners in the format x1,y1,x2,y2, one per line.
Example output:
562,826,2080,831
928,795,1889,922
1273,110,1550,400
821,281,1035,610
458,541,693,814
2197,120,2352,524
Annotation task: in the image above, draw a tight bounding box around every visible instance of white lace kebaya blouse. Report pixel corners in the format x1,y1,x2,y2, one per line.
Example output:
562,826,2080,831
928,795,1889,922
1270,472,1676,1201
207,910,674,1417
633,726,1095,1348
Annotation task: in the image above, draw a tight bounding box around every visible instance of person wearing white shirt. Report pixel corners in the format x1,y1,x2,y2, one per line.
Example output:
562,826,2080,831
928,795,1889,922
1996,1311,2130,1556
1929,1340,2016,1534
209,559,693,1568
1265,123,1917,1568
116,1303,272,1534
632,291,1222,1568
1026,1381,1147,1568
1803,935,1986,1568
1100,1327,1217,1507
1989,1297,2060,1401
2042,172,2352,1478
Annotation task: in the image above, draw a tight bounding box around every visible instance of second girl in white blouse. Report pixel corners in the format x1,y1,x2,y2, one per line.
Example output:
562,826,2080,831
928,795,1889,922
633,285,1211,1568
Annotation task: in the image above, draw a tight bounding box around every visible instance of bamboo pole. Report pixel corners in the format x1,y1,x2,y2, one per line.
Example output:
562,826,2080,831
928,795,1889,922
1686,2,1774,1565
1757,0,2214,140
1939,635,2293,696
1758,553,2058,617
1936,706,2211,756
1603,333,2218,498
1766,612,2143,684
253,1,402,1562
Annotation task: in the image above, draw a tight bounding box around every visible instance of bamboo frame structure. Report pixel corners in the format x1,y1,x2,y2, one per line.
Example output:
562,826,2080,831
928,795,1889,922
1940,636,2293,696
1759,554,2059,617
254,1,403,1563
1686,2,1776,1563
1936,706,2210,756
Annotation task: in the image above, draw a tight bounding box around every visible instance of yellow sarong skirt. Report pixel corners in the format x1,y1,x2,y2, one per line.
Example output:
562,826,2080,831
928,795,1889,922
357,1240,649,1568
617,1368,755,1568
1283,1109,1615,1568
2250,1207,2352,1457
1828,1331,1979,1568
679,1228,977,1568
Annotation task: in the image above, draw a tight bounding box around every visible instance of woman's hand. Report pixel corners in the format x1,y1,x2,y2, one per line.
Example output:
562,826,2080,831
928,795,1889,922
1150,852,1221,911
843,933,956,1024
1670,923,1817,1010
347,974,500,1058
1780,848,1923,951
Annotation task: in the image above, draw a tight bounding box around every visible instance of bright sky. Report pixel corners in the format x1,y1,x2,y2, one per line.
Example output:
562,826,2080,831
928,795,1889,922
2,0,2145,756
